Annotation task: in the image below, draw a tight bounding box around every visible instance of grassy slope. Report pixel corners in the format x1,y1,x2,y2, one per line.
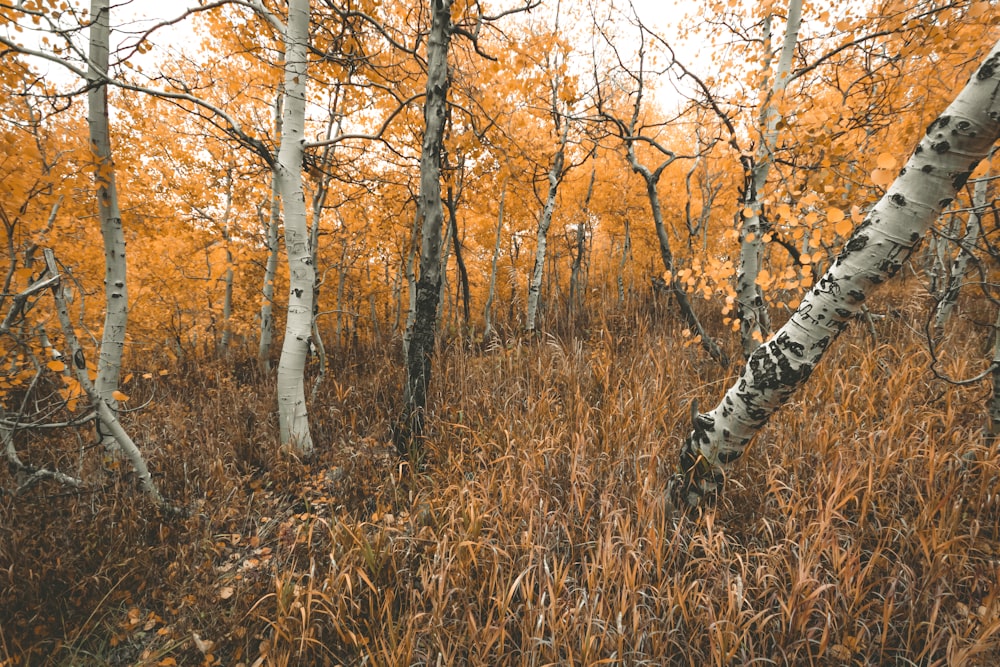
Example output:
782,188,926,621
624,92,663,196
2,286,999,666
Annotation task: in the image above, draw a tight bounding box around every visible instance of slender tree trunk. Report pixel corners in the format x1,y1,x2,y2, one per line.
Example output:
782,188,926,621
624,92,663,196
397,0,451,450
258,85,284,374
436,205,453,328
678,41,1000,506
87,0,127,451
446,185,471,332
988,306,1000,444
219,169,235,356
483,177,507,341
274,0,314,456
618,216,631,305
640,170,729,367
934,169,989,328
526,121,569,333
570,166,596,317
403,211,420,358
735,0,803,357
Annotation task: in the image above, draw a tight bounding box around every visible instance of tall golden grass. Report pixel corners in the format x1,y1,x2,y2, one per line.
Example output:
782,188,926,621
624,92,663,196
1,285,998,665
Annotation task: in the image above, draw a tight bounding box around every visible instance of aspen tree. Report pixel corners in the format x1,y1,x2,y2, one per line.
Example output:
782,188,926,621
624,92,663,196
678,40,1000,507
87,0,127,452
398,0,452,447
274,0,315,455
735,0,803,356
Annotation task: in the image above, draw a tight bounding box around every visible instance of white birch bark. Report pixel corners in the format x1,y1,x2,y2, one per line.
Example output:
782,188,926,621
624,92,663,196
274,0,314,455
525,119,569,333
933,169,989,328
86,0,127,450
679,40,1000,506
736,0,802,356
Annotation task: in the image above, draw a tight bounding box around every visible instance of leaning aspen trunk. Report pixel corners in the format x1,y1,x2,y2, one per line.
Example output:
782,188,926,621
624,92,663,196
526,122,568,333
934,169,989,328
483,178,507,342
678,41,1000,507
87,0,127,451
397,0,451,450
274,0,314,456
735,0,802,357
44,250,177,513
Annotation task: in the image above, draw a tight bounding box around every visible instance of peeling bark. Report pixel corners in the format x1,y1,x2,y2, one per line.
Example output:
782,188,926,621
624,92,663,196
679,40,1000,506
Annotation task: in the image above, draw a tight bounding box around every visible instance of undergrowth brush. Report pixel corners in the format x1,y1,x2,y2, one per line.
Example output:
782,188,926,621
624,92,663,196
2,288,999,665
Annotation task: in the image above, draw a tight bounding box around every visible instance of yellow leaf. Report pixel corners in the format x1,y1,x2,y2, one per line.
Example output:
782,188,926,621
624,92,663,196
826,207,845,223
834,218,853,236
47,360,66,372
111,390,130,402
742,207,755,218
800,253,812,265
876,153,896,170
871,168,894,187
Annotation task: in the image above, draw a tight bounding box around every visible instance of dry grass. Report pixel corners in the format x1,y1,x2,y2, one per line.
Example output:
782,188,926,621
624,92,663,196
2,287,999,666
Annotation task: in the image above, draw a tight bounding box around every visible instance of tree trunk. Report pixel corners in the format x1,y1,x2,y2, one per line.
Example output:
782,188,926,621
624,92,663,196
258,83,284,374
678,41,1000,506
274,0,314,456
735,0,803,357
641,172,729,367
447,185,471,332
934,168,989,328
483,177,507,341
570,166,596,318
87,0,127,451
397,0,451,450
219,169,235,356
526,120,569,333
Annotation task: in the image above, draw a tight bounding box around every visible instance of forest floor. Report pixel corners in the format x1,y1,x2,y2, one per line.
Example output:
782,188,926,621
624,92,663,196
2,285,1000,666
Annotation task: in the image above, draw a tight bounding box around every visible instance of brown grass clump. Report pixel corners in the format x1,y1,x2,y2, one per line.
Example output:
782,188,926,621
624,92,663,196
2,287,999,666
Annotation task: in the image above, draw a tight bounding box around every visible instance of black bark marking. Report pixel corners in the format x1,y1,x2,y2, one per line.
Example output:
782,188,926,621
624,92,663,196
845,234,869,253
931,140,951,153
847,289,865,302
952,171,973,189
890,193,907,207
718,449,742,464
928,116,951,134
977,53,999,80
922,164,934,173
